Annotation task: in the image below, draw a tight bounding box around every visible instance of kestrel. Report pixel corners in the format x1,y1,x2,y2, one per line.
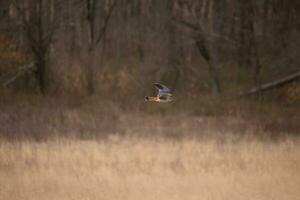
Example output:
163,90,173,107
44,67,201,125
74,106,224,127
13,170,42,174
145,83,173,102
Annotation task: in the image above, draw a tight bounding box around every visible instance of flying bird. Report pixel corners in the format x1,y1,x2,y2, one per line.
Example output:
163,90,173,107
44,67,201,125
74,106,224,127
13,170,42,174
145,83,173,102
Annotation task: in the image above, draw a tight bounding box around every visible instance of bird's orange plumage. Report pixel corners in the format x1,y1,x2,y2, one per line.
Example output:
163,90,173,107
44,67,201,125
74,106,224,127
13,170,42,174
145,96,159,101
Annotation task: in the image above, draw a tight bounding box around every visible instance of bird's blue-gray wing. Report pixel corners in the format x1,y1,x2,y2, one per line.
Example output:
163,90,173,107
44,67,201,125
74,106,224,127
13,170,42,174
153,83,171,95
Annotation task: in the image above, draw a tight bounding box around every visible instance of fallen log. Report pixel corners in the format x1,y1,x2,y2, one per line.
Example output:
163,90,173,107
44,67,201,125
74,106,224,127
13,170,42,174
239,70,300,96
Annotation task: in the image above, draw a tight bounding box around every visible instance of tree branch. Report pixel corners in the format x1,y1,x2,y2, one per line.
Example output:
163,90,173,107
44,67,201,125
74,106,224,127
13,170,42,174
94,0,117,46
2,62,35,88
172,17,203,34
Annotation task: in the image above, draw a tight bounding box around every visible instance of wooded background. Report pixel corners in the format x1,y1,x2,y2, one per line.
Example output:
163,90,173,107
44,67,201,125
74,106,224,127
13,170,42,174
0,0,299,102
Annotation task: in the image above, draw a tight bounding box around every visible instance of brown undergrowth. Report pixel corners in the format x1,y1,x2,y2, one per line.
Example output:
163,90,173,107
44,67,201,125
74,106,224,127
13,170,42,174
0,93,298,140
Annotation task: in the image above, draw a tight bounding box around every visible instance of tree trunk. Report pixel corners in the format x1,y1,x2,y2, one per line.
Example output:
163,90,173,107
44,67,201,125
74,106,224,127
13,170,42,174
195,38,221,95
207,54,221,95
36,0,47,94
36,57,46,94
86,50,95,94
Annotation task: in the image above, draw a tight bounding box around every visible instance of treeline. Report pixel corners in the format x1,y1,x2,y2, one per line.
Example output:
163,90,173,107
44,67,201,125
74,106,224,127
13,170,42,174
0,0,299,97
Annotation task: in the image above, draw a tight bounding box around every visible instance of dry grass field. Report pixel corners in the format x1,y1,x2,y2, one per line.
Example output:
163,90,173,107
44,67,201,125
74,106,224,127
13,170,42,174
1,135,300,200
0,96,299,200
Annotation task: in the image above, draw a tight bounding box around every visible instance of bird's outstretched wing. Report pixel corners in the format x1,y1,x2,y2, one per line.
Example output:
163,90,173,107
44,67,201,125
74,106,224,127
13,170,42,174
153,83,172,96
158,93,172,101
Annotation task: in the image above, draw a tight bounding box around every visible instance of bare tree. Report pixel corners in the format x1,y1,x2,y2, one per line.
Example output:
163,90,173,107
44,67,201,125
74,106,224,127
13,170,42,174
174,0,222,95
237,0,262,91
2,0,299,97
12,0,61,94
85,0,117,94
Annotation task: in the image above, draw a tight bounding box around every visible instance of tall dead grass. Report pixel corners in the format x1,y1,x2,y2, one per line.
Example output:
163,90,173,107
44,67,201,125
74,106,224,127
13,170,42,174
0,136,299,200
0,95,299,199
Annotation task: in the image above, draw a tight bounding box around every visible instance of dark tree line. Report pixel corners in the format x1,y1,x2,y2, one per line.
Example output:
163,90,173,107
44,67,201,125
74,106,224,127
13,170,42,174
0,0,299,96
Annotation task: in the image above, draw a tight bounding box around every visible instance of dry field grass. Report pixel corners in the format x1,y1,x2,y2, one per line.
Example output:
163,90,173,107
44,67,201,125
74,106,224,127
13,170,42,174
0,135,300,200
0,96,299,200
